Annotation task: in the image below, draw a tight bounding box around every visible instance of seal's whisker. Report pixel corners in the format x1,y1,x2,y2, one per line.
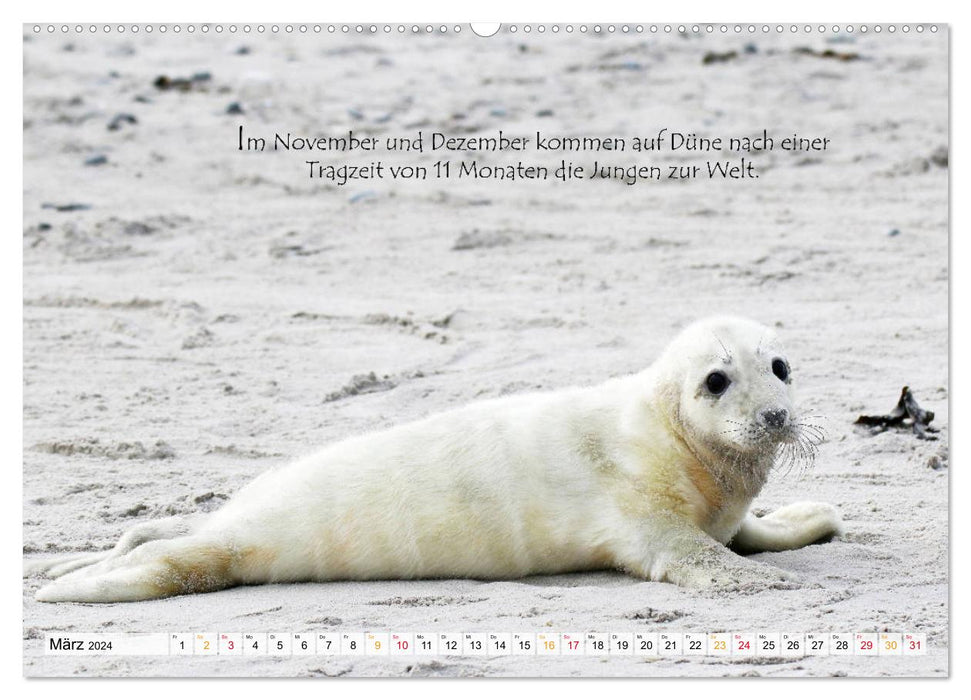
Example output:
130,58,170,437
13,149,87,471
712,332,733,364
798,429,821,438
792,422,826,443
768,423,820,478
775,444,798,477
796,431,825,446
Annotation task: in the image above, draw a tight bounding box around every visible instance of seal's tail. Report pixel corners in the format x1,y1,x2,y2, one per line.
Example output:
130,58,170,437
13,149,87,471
25,515,197,580
34,534,234,603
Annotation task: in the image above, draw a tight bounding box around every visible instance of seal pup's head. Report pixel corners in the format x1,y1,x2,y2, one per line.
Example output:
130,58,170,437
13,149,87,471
653,316,819,481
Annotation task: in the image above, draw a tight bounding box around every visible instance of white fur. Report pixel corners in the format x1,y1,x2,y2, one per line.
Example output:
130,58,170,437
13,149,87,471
732,502,844,553
30,315,842,602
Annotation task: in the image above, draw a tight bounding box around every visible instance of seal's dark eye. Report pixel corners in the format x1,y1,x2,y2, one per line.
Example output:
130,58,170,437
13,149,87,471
705,371,730,396
772,358,789,382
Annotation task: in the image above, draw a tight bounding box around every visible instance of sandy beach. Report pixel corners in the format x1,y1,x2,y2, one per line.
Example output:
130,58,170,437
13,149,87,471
22,24,948,677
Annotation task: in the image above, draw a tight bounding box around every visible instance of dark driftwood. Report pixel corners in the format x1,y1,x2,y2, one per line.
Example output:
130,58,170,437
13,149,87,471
855,386,939,440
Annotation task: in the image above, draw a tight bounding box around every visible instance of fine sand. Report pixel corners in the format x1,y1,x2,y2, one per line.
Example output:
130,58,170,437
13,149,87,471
23,25,948,677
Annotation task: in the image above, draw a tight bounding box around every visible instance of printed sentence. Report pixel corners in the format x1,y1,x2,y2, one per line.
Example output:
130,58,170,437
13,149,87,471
303,159,759,185
240,127,830,154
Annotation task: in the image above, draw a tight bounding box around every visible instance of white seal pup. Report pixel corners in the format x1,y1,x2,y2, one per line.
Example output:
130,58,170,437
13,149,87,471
29,315,842,602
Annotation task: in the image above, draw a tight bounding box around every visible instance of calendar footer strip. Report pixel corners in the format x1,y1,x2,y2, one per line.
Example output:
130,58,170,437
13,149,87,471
42,632,928,657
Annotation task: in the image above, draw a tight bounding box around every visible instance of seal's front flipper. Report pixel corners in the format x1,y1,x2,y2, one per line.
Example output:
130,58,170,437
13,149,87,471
618,525,798,591
660,539,799,590
729,502,843,555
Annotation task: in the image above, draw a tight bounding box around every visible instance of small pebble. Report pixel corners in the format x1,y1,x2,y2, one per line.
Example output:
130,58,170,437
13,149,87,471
929,146,948,168
348,190,378,204
84,155,108,166
107,113,137,131
703,51,739,65
41,202,91,212
226,102,244,115
154,73,212,91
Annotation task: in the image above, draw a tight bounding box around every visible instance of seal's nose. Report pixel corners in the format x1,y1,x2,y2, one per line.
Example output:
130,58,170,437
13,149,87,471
760,408,789,430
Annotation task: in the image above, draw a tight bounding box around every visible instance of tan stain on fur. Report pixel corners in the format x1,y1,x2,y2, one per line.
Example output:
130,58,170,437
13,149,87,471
148,544,284,597
587,543,615,569
520,503,561,569
315,521,350,580
683,458,724,514
577,433,620,476
234,545,278,582
151,546,236,598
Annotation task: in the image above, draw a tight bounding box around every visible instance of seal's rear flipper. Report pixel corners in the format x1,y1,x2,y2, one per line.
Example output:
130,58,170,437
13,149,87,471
24,552,111,579
25,515,198,580
34,535,235,603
